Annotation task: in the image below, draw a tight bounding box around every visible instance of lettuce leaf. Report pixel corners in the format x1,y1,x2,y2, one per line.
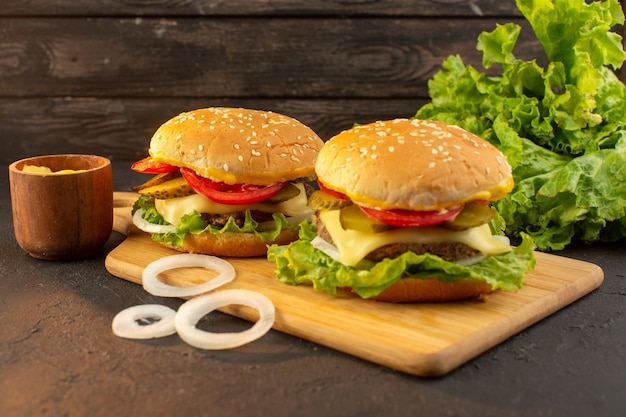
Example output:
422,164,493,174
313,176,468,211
132,195,296,247
267,228,536,299
415,0,626,250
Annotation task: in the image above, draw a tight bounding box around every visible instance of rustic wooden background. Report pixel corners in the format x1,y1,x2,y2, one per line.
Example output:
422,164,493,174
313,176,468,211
1,0,623,166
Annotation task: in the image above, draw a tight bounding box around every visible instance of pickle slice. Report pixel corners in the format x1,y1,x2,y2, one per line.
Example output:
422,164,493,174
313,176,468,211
339,204,393,233
132,171,182,192
307,190,353,210
442,202,495,231
264,182,301,203
137,176,195,199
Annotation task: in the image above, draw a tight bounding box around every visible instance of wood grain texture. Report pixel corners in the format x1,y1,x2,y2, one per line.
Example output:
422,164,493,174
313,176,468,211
0,17,540,98
0,97,423,162
105,192,604,377
5,0,622,167
0,0,543,165
1,0,523,17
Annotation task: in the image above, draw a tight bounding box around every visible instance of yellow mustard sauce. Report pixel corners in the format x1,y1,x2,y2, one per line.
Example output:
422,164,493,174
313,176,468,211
21,165,86,175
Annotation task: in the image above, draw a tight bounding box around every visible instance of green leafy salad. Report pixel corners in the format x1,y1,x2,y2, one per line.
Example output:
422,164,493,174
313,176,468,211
415,0,626,250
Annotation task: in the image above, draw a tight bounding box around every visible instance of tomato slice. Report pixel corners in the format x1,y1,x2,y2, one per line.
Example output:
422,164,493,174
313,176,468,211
180,167,284,204
358,204,464,227
131,156,179,174
317,180,349,200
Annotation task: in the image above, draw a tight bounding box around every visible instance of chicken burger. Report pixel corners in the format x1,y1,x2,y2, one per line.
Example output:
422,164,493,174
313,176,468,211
131,107,325,257
268,118,536,302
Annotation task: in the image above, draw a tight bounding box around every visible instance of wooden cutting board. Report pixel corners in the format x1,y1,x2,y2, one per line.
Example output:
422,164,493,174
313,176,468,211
106,192,604,377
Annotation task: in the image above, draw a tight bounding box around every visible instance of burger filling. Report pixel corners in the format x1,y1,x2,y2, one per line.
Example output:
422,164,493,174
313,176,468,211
267,188,536,299
131,160,315,247
316,217,480,262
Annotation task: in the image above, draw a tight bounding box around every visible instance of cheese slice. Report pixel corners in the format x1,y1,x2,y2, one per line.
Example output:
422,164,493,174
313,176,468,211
155,183,312,226
318,209,511,267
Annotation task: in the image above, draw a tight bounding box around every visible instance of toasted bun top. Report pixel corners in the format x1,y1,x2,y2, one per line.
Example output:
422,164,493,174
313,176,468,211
149,107,324,185
316,119,513,211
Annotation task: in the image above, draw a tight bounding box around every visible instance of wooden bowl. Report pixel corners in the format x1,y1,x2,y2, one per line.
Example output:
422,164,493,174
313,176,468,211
8,154,113,260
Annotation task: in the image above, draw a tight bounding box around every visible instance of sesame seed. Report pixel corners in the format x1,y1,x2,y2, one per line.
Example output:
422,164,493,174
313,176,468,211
429,162,436,168
251,150,261,157
198,144,204,151
234,144,240,150
237,155,244,162
223,163,229,172
388,146,395,152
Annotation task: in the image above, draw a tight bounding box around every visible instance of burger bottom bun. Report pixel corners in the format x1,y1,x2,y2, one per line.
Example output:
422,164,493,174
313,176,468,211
159,228,300,258
362,277,495,303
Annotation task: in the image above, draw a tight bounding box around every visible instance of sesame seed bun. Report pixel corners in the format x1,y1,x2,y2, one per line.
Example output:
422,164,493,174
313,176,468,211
315,119,513,211
149,107,324,185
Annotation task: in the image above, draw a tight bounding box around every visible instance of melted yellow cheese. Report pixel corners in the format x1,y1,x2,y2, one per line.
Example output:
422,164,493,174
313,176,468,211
155,183,312,226
318,209,511,267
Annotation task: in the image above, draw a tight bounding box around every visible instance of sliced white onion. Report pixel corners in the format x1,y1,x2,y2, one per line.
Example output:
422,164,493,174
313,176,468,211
112,304,177,339
310,236,341,261
175,289,275,350
132,208,178,234
493,235,511,245
142,253,236,297
455,253,487,266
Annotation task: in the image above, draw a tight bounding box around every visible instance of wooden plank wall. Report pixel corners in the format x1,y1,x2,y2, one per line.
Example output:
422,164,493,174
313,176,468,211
0,0,621,165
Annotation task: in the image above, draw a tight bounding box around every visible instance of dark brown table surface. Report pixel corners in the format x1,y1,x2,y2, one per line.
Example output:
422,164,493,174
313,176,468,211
1,160,625,417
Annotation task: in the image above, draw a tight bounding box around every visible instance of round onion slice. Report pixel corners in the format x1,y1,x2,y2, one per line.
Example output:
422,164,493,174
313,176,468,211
132,208,178,234
142,253,236,297
175,290,275,350
112,304,177,339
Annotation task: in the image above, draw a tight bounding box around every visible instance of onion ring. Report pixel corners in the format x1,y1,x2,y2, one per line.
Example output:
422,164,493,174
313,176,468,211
174,290,275,350
142,253,236,297
132,208,178,234
112,304,177,339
